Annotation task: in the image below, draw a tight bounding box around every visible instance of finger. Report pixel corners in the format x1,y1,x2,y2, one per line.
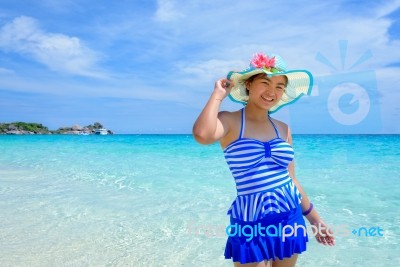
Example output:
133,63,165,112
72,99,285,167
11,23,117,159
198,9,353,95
326,228,334,236
319,237,327,245
317,236,328,245
220,78,229,83
327,236,335,246
222,80,233,90
323,236,334,246
316,236,324,244
218,79,228,88
216,79,228,90
323,230,335,245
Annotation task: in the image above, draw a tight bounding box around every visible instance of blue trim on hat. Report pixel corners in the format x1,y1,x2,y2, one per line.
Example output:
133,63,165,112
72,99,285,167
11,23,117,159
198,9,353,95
227,70,247,106
269,69,314,114
226,70,234,80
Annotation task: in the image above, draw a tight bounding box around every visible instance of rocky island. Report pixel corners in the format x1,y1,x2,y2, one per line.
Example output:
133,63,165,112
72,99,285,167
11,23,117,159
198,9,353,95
0,122,114,135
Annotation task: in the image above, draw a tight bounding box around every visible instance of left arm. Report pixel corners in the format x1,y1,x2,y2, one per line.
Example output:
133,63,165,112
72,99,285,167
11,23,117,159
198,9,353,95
286,127,335,246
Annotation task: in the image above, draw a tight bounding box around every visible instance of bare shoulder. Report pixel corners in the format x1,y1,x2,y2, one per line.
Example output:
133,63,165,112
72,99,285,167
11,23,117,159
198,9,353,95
218,110,235,122
269,117,291,141
218,109,241,126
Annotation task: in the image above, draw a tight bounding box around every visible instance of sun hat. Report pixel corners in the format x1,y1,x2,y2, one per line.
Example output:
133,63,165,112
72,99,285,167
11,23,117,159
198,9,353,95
227,52,313,113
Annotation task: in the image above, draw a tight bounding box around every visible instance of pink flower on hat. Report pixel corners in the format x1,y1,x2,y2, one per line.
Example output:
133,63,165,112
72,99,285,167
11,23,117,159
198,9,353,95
250,53,276,69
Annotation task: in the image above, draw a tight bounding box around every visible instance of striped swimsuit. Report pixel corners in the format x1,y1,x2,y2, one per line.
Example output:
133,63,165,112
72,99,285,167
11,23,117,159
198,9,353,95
224,107,302,222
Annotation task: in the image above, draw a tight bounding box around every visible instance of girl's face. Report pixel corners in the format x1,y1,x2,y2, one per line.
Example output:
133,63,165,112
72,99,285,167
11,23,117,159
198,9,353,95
246,74,287,110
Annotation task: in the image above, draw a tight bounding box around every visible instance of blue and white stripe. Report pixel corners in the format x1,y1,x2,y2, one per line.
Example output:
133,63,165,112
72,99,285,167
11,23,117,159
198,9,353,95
223,108,302,222
226,180,302,221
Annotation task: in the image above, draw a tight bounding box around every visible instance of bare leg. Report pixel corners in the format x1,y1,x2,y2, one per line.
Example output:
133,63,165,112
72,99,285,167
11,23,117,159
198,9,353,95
233,260,270,267
272,254,298,267
264,260,273,267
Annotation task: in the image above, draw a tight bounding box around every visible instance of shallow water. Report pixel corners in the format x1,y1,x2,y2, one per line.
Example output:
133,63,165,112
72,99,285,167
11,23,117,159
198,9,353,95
0,134,399,266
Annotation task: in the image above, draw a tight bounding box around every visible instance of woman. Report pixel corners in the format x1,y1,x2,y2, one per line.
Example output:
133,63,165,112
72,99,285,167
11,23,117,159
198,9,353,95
192,52,335,267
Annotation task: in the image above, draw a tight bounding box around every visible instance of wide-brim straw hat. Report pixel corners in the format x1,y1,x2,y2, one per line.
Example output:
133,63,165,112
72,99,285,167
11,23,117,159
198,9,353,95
227,52,313,113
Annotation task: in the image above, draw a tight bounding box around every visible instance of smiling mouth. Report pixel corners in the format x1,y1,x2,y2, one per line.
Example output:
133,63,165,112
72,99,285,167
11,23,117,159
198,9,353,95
261,95,274,103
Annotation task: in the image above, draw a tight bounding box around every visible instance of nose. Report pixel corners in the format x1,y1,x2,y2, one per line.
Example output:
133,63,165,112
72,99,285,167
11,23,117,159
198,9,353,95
264,87,275,96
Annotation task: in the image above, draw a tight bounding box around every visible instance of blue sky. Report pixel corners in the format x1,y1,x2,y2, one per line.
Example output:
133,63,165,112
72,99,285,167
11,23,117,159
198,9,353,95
0,0,399,134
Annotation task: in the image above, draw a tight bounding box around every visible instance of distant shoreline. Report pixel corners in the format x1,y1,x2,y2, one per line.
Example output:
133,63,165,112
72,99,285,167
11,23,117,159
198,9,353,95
0,122,113,135
1,123,399,135
0,132,398,136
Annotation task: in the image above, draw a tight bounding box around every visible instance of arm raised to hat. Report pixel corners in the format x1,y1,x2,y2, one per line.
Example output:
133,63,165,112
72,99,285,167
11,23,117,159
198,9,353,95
192,78,234,145
287,127,336,246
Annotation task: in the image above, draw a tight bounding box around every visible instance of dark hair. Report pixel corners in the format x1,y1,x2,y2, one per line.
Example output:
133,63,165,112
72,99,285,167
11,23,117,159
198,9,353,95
245,74,288,95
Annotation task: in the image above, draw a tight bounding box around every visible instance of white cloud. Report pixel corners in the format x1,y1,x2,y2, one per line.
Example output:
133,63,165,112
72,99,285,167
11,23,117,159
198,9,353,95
178,1,399,79
1,1,399,132
154,0,184,22
0,67,14,74
375,0,400,17
0,71,186,103
178,59,245,82
0,16,104,78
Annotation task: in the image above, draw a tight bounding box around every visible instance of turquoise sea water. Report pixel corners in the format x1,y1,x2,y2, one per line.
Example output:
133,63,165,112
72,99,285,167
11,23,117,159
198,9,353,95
0,134,399,266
